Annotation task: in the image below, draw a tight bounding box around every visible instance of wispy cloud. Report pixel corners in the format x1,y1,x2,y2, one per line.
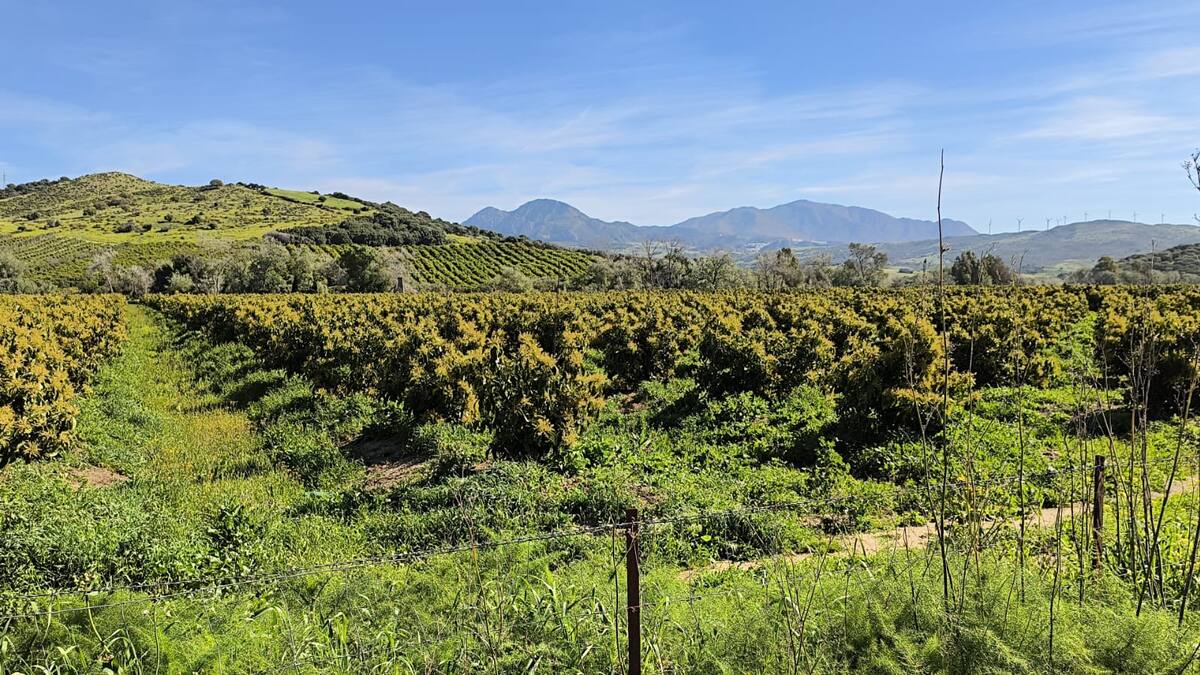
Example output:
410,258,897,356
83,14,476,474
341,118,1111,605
3,2,1200,229
1016,97,1182,142
87,120,342,177
0,92,110,127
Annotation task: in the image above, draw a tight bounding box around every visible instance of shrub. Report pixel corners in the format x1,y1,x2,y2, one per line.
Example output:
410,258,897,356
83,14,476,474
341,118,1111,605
684,387,837,465
413,422,492,475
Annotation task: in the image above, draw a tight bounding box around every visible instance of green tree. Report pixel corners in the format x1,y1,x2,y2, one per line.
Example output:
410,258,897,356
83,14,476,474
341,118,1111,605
244,244,293,293
340,247,406,292
800,254,835,287
0,251,26,293
486,266,533,292
164,270,195,294
1071,255,1121,284
652,245,692,289
686,253,744,290
980,253,1015,285
951,251,982,284
115,266,153,298
571,258,643,290
835,243,888,287
952,251,1015,285
87,249,120,292
754,248,804,290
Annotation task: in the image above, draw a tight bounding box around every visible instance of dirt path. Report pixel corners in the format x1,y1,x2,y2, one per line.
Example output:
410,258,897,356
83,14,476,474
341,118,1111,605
683,474,1198,580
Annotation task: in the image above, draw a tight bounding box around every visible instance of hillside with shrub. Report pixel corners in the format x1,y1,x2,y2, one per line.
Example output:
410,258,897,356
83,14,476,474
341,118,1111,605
0,173,604,290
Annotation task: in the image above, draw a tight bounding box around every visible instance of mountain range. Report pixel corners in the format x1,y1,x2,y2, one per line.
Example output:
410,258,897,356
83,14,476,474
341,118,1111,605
6,174,1197,284
466,198,976,251
468,199,1200,274
862,220,1200,274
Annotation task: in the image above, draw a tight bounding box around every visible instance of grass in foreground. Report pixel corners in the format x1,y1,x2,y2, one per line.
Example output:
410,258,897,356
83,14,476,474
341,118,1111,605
3,305,1200,672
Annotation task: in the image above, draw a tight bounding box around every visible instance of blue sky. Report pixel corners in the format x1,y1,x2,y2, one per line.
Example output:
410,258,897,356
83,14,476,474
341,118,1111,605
2,1,1199,231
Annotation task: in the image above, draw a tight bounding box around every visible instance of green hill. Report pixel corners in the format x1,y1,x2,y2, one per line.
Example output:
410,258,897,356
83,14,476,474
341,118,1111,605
0,173,366,242
0,173,601,289
1118,242,1200,279
854,220,1200,276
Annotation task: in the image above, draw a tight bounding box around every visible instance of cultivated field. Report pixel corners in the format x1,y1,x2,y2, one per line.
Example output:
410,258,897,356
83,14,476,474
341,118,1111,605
4,286,1200,672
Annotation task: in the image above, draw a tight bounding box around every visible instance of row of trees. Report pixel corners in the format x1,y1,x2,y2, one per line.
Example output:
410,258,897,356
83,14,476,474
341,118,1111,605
573,243,1017,292
1065,255,1198,285
572,243,893,292
1,240,1024,297
82,243,410,297
753,244,892,290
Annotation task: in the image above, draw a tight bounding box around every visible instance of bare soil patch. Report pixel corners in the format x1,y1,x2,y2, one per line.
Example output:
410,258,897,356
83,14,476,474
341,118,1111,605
681,475,1199,581
348,437,429,491
66,465,128,489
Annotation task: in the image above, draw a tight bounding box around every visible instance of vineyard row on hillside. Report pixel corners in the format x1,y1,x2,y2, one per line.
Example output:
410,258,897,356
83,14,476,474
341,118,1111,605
2,233,596,290
305,240,595,287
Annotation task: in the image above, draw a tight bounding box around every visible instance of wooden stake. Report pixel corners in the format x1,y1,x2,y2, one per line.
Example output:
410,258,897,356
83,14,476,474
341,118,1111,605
626,508,641,675
1093,455,1106,570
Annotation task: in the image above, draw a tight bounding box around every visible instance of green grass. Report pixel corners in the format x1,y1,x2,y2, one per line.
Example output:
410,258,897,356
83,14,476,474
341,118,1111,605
264,188,367,212
5,301,1200,671
0,173,363,244
0,173,376,285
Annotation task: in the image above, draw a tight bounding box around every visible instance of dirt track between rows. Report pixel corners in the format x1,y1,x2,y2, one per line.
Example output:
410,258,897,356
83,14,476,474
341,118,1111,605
682,473,1198,580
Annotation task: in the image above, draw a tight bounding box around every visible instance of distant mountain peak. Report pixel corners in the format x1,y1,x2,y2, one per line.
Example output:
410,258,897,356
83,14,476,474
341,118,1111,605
465,199,641,247
467,196,974,252
521,198,576,208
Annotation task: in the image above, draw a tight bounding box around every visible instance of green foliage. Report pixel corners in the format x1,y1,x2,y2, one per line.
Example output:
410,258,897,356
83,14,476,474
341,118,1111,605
834,242,889,287
682,387,837,465
1075,244,1200,283
414,422,492,475
10,287,1200,671
338,246,402,291
0,295,126,465
950,250,1016,285
0,250,26,293
274,200,453,246
485,265,533,292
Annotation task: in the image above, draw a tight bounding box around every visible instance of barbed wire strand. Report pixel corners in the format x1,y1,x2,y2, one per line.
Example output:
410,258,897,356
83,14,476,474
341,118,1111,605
0,456,1179,620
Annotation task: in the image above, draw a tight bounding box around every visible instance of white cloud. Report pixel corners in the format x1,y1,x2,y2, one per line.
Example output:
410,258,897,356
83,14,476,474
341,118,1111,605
0,92,110,127
1016,97,1182,141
